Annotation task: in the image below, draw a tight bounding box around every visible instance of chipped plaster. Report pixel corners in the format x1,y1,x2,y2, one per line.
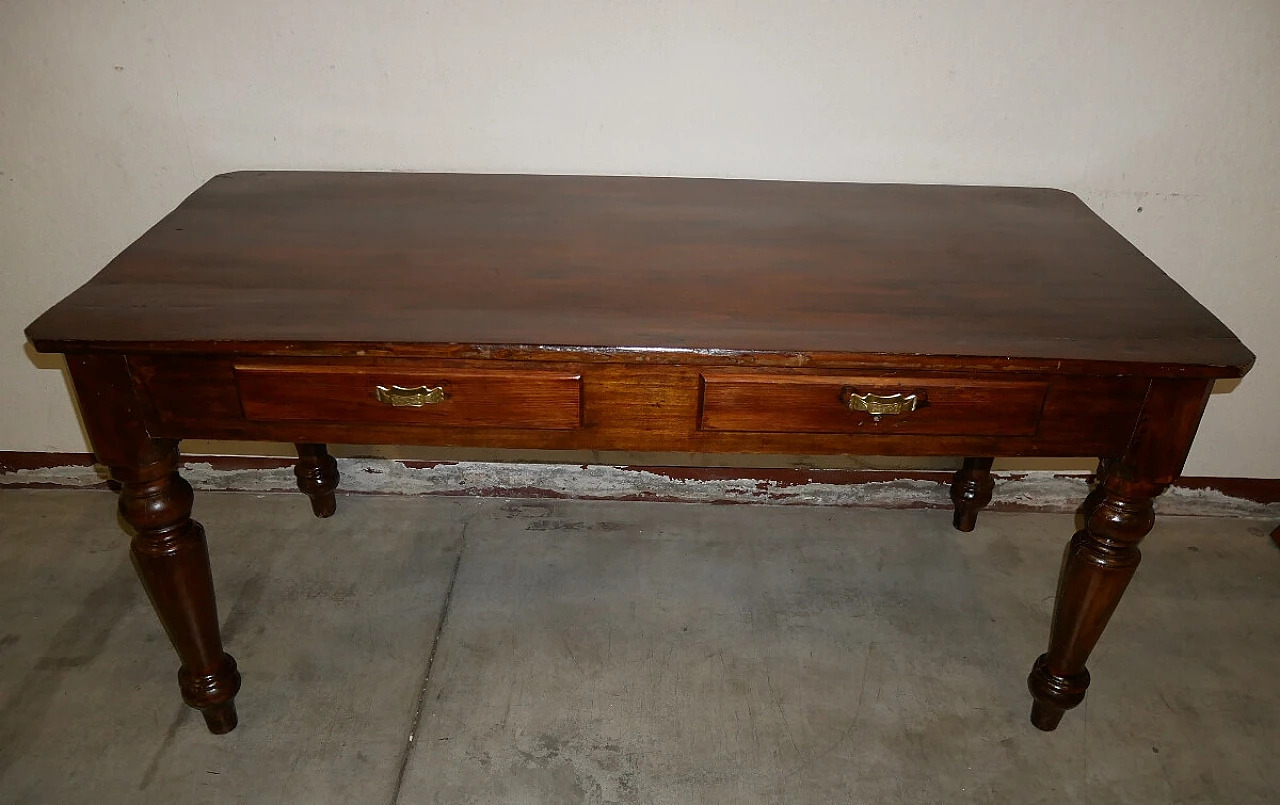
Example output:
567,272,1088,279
4,460,1276,520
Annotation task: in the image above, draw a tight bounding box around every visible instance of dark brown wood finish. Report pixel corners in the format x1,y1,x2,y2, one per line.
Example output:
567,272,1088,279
27,172,1252,377
700,373,1048,436
27,173,1253,735
237,364,583,429
126,356,1153,458
294,443,339,518
951,457,996,532
1027,379,1215,728
64,355,241,733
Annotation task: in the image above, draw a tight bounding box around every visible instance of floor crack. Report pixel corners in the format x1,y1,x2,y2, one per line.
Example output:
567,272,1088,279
390,511,470,804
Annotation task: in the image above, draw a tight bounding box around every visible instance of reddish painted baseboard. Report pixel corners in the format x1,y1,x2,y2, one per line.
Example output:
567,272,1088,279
0,451,99,472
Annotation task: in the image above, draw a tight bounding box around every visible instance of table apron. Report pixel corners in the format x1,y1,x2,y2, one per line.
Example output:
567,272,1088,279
126,355,1150,459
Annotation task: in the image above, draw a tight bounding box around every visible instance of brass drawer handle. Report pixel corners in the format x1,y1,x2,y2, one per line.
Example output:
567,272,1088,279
841,388,924,416
375,385,447,407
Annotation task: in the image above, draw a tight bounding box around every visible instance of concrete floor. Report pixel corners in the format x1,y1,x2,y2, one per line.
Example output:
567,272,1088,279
0,489,1277,804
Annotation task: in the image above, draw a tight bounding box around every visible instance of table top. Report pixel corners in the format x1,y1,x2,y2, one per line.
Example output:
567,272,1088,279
27,171,1253,377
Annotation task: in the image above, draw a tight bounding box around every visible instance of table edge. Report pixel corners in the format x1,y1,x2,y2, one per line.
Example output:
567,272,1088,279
25,336,1255,380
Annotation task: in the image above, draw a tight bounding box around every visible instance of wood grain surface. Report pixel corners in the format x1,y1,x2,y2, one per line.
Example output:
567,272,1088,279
26,172,1253,377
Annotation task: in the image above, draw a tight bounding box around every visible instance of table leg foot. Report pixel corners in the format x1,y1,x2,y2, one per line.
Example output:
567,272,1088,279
178,652,241,733
307,492,337,519
198,697,240,734
950,457,995,532
294,443,339,518
1027,653,1088,730
1029,699,1065,732
116,441,242,735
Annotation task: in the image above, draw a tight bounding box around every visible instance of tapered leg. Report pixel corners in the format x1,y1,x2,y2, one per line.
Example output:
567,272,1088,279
1026,465,1165,730
294,443,339,518
114,441,242,734
950,457,995,532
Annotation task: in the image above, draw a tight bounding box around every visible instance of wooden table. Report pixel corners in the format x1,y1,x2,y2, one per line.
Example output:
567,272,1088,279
26,172,1253,735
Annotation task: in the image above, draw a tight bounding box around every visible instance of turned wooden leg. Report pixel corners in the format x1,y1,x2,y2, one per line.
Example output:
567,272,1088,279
950,457,995,532
1026,465,1165,730
114,441,242,734
294,443,339,518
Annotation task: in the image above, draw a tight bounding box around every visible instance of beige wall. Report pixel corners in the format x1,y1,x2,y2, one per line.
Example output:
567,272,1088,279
2,1,1276,477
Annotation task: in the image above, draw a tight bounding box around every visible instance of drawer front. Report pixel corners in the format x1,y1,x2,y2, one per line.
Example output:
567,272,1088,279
234,364,582,429
700,373,1048,436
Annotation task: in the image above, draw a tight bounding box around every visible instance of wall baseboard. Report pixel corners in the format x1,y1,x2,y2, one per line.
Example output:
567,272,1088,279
2,451,1277,519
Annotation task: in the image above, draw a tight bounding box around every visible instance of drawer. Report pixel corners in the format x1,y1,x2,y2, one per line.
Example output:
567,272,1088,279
700,373,1048,436
234,364,583,429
